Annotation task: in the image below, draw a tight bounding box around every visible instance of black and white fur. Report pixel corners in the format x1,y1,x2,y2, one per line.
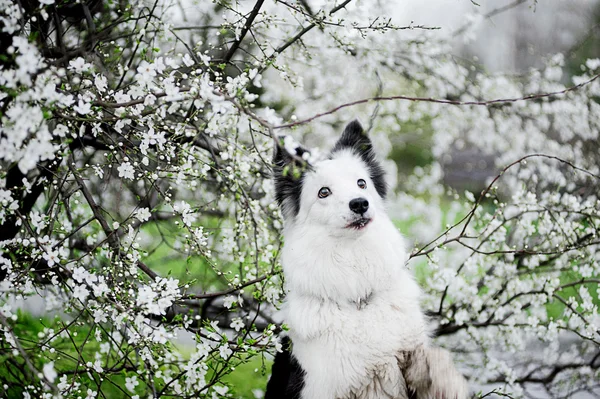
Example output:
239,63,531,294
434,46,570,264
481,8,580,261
267,121,468,399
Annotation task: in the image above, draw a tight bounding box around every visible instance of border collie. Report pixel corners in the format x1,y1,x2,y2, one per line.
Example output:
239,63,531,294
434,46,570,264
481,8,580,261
266,120,468,399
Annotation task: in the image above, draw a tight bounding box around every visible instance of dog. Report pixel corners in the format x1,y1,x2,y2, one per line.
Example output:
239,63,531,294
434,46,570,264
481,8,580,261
266,120,469,399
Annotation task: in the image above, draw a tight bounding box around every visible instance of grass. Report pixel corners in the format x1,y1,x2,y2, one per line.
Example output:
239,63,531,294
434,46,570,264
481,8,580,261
221,356,270,398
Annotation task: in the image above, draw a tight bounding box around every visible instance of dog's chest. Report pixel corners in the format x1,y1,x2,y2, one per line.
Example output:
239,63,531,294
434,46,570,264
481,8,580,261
286,291,426,399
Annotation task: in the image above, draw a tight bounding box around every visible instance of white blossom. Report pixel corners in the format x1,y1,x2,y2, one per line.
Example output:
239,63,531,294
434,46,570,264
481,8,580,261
42,361,57,383
125,376,139,393
135,207,152,222
68,57,90,73
74,99,92,115
72,285,89,303
218,344,232,359
94,75,108,92
117,162,135,180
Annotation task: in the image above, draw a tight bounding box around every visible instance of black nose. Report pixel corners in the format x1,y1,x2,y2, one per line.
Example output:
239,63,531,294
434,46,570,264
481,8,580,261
349,198,369,214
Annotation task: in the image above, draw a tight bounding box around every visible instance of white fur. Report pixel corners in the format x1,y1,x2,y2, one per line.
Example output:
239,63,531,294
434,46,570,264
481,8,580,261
279,150,430,399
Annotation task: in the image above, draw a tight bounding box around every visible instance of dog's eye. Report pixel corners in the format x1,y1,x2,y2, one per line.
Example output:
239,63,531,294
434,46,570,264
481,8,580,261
318,187,331,198
357,179,367,189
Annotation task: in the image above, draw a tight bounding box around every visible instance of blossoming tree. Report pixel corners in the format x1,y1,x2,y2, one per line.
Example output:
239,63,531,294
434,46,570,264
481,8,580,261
0,0,599,397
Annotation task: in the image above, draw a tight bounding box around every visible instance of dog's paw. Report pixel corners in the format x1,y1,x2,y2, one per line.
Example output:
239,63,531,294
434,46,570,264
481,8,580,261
402,345,469,399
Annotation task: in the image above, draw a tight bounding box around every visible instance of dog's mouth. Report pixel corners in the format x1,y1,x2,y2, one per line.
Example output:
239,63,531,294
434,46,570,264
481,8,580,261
345,217,372,230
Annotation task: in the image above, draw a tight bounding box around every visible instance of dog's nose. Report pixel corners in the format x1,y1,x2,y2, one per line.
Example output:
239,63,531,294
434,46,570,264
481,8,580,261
349,198,369,214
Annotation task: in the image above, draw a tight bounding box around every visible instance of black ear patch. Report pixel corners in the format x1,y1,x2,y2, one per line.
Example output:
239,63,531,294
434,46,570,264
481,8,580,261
273,137,311,220
331,120,387,198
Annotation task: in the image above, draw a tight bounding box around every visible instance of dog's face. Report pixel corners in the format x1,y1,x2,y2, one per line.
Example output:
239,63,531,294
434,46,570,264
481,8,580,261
274,120,387,234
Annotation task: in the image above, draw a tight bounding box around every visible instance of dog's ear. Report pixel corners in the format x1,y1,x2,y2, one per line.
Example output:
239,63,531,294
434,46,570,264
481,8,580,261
333,120,370,153
273,137,309,220
332,120,387,198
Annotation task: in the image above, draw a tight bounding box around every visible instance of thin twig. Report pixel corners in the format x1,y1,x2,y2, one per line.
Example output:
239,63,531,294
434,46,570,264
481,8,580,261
275,73,600,129
181,276,267,300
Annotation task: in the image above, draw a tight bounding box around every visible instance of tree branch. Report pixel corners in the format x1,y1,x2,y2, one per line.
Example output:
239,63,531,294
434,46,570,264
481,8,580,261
223,0,265,63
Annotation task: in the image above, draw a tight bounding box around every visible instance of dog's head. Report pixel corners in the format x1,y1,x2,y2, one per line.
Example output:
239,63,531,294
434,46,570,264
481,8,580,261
273,120,387,233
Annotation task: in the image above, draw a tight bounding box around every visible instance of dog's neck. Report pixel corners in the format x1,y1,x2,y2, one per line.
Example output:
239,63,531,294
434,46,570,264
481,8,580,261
281,216,410,304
